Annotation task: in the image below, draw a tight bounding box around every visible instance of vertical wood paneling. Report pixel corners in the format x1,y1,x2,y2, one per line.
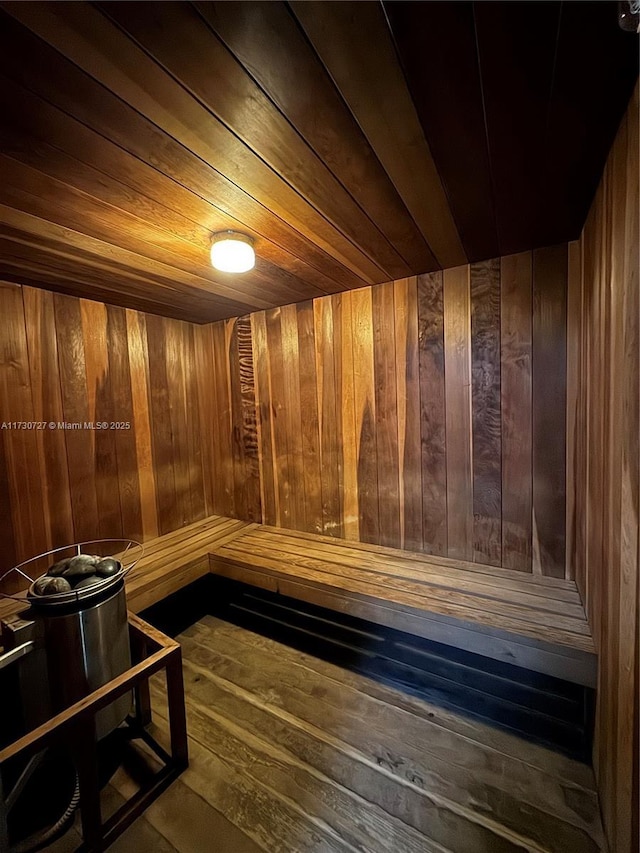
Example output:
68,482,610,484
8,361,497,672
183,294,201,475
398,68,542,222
443,265,473,561
394,277,423,552
313,296,341,537
126,309,159,540
471,258,502,566
417,272,447,556
297,301,322,534
250,312,277,526
500,252,532,571
351,287,379,544
339,292,359,541
107,304,143,541
0,287,221,587
373,282,400,548
22,287,73,550
0,284,48,560
565,241,581,582
532,244,567,576
81,299,122,539
210,320,235,519
570,83,639,853
280,304,306,531
146,314,178,535
264,308,290,528
53,293,100,542
0,244,571,594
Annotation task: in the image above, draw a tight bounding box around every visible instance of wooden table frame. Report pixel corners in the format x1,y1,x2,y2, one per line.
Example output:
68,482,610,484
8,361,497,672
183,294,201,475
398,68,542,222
0,613,188,852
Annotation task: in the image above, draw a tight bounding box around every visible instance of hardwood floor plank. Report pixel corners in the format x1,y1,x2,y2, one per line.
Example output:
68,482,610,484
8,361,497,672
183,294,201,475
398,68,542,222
188,616,595,788
150,617,605,853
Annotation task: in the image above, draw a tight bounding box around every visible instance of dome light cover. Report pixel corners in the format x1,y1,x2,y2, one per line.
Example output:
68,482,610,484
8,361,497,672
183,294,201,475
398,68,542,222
210,231,255,273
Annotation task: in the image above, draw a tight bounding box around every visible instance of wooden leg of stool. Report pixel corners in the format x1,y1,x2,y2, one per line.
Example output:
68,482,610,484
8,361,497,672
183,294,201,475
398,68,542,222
165,649,188,769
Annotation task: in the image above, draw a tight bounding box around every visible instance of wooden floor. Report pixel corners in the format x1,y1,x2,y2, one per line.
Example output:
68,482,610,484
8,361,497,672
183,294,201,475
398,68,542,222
52,616,606,852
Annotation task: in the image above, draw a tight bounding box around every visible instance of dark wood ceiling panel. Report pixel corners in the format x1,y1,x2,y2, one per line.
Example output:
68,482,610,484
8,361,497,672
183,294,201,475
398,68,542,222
0,3,384,283
472,1,561,255
0,12,368,296
384,0,500,262
0,0,634,321
0,2,386,284
543,1,640,244
194,0,439,272
97,0,426,278
289,0,467,270
0,76,346,299
0,158,324,314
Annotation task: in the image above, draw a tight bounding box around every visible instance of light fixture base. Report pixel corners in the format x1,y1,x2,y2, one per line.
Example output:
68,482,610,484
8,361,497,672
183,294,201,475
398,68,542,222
210,231,255,273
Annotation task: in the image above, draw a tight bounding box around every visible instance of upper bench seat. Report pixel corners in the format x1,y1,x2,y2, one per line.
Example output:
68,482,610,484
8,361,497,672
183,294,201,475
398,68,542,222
0,514,596,687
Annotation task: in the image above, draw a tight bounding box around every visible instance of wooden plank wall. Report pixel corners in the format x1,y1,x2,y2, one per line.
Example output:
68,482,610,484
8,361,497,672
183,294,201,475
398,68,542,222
204,247,570,576
569,84,639,853
0,284,208,587
0,244,570,588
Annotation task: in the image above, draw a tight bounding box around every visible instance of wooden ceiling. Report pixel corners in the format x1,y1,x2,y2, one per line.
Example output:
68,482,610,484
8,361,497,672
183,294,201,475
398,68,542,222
0,1,636,323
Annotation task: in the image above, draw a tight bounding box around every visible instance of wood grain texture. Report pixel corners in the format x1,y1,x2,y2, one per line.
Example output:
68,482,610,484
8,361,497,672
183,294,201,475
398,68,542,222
569,83,639,853
0,287,211,588
444,265,473,561
0,2,633,326
500,253,533,572
373,282,400,547
202,250,568,573
0,247,570,589
532,245,568,577
417,272,447,556
471,259,502,566
145,616,603,853
394,278,423,552
289,0,465,270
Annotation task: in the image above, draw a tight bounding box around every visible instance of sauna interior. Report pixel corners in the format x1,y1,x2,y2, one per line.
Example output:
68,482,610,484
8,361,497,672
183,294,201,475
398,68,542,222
0,2,637,852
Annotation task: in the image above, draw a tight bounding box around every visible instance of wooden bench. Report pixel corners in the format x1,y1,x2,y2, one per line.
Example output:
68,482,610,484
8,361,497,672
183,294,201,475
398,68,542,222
1,515,596,688
0,515,253,622
208,525,597,688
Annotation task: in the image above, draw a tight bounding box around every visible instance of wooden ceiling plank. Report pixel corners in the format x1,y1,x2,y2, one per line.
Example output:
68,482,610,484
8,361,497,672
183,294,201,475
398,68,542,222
0,2,393,283
97,0,417,278
289,0,466,270
0,149,321,309
0,11,368,291
0,241,249,323
543,2,639,244
0,223,264,316
0,260,224,325
0,237,247,314
384,0,499,263
0,155,333,309
0,74,348,297
472,2,560,256
193,0,437,273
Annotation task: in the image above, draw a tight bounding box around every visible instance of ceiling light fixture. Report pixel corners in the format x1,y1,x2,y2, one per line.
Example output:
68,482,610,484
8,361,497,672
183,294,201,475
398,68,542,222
210,231,255,273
